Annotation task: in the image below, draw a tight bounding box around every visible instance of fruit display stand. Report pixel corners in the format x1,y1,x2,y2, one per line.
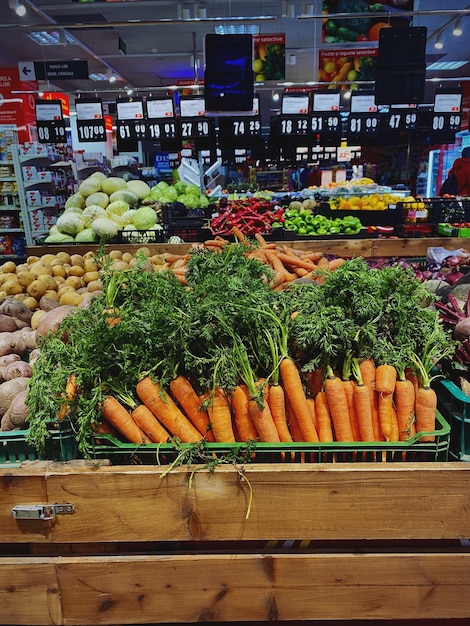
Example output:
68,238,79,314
0,460,470,625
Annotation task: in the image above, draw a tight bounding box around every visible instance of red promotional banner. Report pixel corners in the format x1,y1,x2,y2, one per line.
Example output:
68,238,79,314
41,91,70,118
253,34,285,81
322,0,414,44
0,67,37,143
319,48,378,88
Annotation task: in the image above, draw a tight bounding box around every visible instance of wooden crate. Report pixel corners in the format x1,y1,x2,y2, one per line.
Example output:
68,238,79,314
1,461,470,625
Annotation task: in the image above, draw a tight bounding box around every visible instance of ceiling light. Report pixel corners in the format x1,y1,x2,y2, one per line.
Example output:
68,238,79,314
427,60,468,71
107,69,116,83
434,34,444,49
453,17,463,36
28,30,74,46
214,24,260,35
272,91,280,102
9,0,26,17
89,73,109,82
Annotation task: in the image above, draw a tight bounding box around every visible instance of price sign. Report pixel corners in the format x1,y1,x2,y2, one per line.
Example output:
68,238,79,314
281,93,309,115
180,117,214,139
232,117,262,137
312,91,340,112
116,98,147,141
348,114,380,135
431,112,462,133
311,113,341,133
35,99,67,144
279,115,309,136
385,107,419,131
147,120,179,141
431,90,463,138
75,97,106,143
180,96,205,118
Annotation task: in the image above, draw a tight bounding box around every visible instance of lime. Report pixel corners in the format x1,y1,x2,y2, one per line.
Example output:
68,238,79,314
253,59,264,73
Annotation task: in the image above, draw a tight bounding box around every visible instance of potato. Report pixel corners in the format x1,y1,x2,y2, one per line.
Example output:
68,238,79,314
70,254,84,267
122,252,134,264
36,304,77,337
3,280,23,296
110,260,129,272
83,271,100,284
52,264,67,278
87,279,103,293
65,275,85,290
108,250,122,260
1,261,17,274
22,296,39,311
1,387,29,429
36,274,57,291
28,348,40,367
136,247,151,257
59,290,83,306
57,285,75,298
17,270,36,288
0,332,26,357
26,279,49,300
30,260,53,278
13,293,27,302
0,297,33,323
31,309,46,330
54,276,66,287
44,290,59,301
3,360,32,380
83,259,98,273
0,354,21,367
39,296,59,312
40,253,57,264
26,255,40,265
0,314,18,333
56,251,71,264
83,251,96,261
68,265,85,277
17,328,38,351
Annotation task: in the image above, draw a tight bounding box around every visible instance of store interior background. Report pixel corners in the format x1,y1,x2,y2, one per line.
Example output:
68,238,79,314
1,0,470,198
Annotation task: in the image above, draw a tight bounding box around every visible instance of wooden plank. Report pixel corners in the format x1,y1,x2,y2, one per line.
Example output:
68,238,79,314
52,552,470,624
27,237,468,260
1,462,470,544
0,558,61,625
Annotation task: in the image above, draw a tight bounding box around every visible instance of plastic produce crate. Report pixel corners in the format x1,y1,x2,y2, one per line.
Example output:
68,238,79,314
117,229,165,244
88,410,450,466
0,421,78,466
435,378,470,461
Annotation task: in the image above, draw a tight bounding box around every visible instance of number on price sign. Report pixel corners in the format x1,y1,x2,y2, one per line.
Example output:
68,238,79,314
37,120,67,144
280,116,308,135
76,120,106,143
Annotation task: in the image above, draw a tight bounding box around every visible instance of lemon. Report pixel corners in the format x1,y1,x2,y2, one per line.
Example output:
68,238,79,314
253,59,264,73
255,73,265,82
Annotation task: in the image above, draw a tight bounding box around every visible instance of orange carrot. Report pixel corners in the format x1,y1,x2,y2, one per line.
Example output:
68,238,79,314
265,249,287,288
389,403,400,443
102,396,151,445
306,397,319,434
375,365,397,441
327,257,345,271
342,379,361,441
276,252,317,271
164,253,189,264
58,373,77,422
131,404,171,443
136,377,203,443
254,232,267,246
248,390,280,443
267,383,293,442
93,418,119,438
315,390,334,442
102,306,121,327
415,386,437,442
285,394,304,441
169,375,215,441
206,386,236,443
394,378,416,441
280,357,319,442
324,371,354,442
232,226,246,242
353,384,375,442
359,358,383,441
231,384,259,442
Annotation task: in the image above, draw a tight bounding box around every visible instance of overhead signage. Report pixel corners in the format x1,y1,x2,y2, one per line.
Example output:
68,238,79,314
34,60,89,81
312,91,340,112
281,93,309,115
146,97,174,119
350,93,377,114
179,96,205,118
146,96,178,142
434,92,462,113
116,98,146,142
75,97,106,143
35,99,66,144
430,89,462,139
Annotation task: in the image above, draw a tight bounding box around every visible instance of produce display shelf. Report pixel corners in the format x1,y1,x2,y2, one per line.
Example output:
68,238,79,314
435,379,470,462
0,422,78,466
88,410,450,466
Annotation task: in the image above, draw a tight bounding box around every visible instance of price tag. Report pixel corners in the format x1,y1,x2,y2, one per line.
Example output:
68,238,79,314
116,98,147,141
35,99,67,144
180,117,213,139
386,109,418,131
75,98,106,143
431,112,462,133
311,113,341,133
279,115,309,136
281,94,309,115
232,117,262,137
180,96,205,118
312,91,340,112
147,120,179,141
146,96,175,119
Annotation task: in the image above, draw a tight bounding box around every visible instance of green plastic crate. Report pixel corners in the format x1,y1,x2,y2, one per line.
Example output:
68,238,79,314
0,422,78,466
88,410,450,466
435,379,470,461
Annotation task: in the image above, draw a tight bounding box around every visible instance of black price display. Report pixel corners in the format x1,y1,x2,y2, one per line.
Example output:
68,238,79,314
279,116,309,136
232,118,262,137
311,113,341,133
116,98,147,141
147,120,178,140
386,110,418,131
75,98,106,143
35,99,67,144
180,118,213,139
348,113,380,135
431,112,462,133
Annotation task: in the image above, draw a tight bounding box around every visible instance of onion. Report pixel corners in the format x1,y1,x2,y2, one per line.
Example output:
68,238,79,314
444,270,464,285
443,255,462,268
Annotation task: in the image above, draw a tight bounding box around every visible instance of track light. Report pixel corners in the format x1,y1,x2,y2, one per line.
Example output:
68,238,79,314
9,0,26,17
434,34,444,49
453,17,463,36
106,68,116,83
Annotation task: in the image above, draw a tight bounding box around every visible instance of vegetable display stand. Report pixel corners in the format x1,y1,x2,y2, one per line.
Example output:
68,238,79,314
1,460,469,625
435,378,470,461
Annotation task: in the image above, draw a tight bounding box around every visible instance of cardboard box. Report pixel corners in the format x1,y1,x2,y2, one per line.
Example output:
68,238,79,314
26,190,42,207
37,170,52,182
22,165,37,181
41,195,56,207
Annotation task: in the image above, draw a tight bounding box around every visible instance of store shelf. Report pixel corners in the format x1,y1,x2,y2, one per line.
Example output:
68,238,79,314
0,461,469,624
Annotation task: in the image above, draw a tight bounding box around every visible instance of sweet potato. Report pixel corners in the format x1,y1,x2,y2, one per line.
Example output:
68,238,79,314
0,377,29,416
0,353,21,367
28,348,41,367
39,296,60,312
0,297,33,324
1,389,29,431
0,314,18,333
16,327,38,351
36,304,77,338
3,360,32,380
0,332,27,357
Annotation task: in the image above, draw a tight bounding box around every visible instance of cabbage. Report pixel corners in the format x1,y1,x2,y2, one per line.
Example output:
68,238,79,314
64,206,83,215
126,179,151,200
56,213,84,236
85,191,109,209
109,189,139,207
107,200,129,217
65,193,86,210
173,180,187,195
90,171,107,182
101,176,128,196
106,211,127,228
123,224,137,231
44,232,76,244
185,183,201,197
178,193,199,210
78,176,102,197
198,195,209,208
91,217,119,240
154,180,169,193
81,205,107,227
132,206,157,230
75,228,97,242
121,209,136,226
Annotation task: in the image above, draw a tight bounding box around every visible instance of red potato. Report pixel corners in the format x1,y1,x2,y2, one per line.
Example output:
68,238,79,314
0,377,29,417
0,354,21,368
36,304,77,338
1,388,29,431
0,332,27,357
3,360,33,380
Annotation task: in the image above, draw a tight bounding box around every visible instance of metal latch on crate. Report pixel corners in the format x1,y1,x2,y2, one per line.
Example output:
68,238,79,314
12,504,75,520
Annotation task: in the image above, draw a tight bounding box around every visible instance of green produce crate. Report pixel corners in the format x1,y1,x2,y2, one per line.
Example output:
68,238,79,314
88,410,450,466
0,421,78,466
435,379,470,461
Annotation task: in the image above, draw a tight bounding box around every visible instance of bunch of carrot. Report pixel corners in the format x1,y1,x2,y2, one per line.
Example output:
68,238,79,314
164,231,345,290
96,358,437,446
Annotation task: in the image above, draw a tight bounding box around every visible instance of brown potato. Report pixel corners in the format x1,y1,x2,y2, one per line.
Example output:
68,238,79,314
26,279,49,300
65,276,85,290
70,254,84,267
67,265,85,277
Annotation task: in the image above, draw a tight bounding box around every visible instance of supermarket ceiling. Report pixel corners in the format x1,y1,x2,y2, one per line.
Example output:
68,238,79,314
1,0,470,113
